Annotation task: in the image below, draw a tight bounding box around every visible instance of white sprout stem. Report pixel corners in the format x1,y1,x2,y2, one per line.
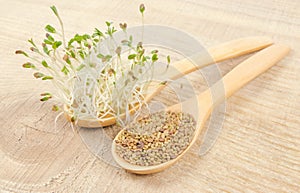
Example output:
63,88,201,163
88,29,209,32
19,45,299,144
55,13,67,48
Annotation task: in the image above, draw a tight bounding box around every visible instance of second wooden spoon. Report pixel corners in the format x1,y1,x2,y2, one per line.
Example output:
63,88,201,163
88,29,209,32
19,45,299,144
112,44,290,174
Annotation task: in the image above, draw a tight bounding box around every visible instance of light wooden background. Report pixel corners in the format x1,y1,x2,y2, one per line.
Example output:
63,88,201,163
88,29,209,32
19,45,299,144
0,0,299,192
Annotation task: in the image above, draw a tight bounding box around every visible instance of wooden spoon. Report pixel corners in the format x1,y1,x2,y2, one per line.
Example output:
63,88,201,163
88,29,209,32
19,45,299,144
111,44,290,174
66,36,273,128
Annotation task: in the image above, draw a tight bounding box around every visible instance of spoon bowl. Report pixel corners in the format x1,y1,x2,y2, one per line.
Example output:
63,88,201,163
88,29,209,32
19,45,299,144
112,44,290,174
65,37,273,128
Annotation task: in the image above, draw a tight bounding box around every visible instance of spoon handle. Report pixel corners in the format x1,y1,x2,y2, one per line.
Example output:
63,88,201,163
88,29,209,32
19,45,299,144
221,44,289,98
201,44,290,109
165,36,273,80
208,36,273,63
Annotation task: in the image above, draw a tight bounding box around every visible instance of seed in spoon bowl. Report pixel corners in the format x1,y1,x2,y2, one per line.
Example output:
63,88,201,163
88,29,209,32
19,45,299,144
114,111,196,166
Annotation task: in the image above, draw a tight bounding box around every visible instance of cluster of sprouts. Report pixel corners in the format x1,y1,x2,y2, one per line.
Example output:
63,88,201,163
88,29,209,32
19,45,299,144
16,4,169,126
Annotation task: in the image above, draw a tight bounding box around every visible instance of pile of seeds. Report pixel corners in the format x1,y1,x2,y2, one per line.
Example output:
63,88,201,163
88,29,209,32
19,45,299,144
115,111,196,166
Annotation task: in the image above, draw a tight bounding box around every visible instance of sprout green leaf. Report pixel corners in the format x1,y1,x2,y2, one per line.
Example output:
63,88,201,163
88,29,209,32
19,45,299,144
115,46,122,55
42,76,53,80
22,62,35,68
34,72,45,79
42,44,50,55
167,55,171,64
28,38,37,47
40,96,52,101
139,4,145,14
50,5,58,17
97,53,104,58
152,53,158,62
44,39,52,45
76,64,85,71
41,60,49,68
45,24,56,33
61,66,69,75
40,92,52,96
52,105,59,111
52,41,62,49
119,23,127,31
105,21,112,27
128,54,136,60
15,50,28,57
93,28,104,37
46,33,55,42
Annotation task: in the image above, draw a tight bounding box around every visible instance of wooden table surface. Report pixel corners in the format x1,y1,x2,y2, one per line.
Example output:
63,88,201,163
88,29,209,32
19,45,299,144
0,0,299,192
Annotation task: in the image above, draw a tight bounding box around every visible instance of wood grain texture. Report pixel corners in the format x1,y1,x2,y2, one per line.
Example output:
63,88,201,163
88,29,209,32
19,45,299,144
0,0,299,192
